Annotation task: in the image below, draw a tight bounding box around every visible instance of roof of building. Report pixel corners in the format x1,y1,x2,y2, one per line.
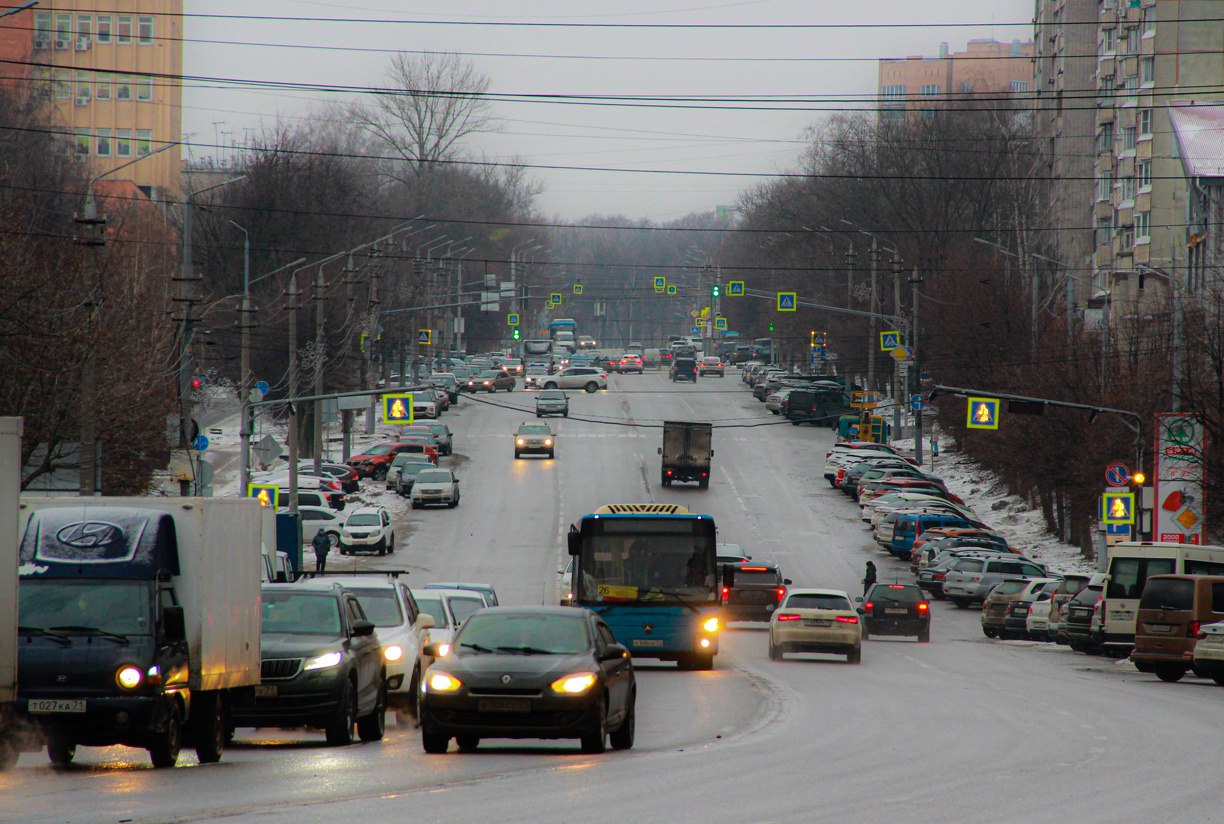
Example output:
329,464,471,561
1169,103,1224,179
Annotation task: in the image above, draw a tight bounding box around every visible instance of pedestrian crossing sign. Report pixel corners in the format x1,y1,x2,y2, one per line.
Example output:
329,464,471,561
666,285,677,295
777,292,797,312
654,276,667,292
247,483,279,509
417,329,432,344
880,331,899,351
383,393,414,425
728,281,745,296
715,317,728,330
551,292,563,305
573,284,584,295
545,300,555,310
966,397,1000,430
507,313,520,327
1101,491,1135,525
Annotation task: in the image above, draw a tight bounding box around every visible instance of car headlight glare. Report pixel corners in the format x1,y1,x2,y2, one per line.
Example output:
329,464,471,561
702,617,720,633
544,439,553,446
116,665,143,689
550,673,597,695
428,671,463,692
516,438,525,446
304,651,343,671
383,644,404,662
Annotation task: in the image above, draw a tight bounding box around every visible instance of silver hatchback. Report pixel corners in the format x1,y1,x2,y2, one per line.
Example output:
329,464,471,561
942,555,1048,607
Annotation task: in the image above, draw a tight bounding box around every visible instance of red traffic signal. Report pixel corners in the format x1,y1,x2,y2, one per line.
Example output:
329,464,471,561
191,375,206,390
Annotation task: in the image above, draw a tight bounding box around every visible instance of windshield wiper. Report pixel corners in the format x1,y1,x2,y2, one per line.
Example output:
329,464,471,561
460,642,494,653
495,645,556,655
49,626,130,645
638,589,707,615
18,626,72,645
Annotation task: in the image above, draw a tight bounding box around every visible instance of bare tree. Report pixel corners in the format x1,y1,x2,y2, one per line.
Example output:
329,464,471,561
351,52,498,184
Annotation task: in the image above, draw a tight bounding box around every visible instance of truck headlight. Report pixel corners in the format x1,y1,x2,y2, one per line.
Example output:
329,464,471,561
702,617,720,634
304,651,343,671
116,665,143,689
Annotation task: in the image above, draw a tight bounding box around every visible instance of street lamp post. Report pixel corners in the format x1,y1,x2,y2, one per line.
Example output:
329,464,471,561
1138,264,1183,412
228,220,255,491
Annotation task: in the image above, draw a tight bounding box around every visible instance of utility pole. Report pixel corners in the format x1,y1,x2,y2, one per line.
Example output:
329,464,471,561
232,221,253,490
313,265,326,465
892,253,903,439
867,239,879,393
364,249,382,436
286,275,300,515
911,265,923,464
74,195,106,496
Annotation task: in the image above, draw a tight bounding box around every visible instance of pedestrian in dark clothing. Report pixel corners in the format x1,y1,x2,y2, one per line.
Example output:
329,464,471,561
312,528,331,573
862,561,877,596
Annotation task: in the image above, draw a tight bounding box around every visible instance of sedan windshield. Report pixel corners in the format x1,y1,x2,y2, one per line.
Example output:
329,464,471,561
539,390,565,400
457,614,589,654
261,592,342,637
415,470,452,484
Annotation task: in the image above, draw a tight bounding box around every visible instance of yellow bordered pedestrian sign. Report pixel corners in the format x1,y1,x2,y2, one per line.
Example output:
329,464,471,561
247,483,279,509
573,284,583,295
382,393,414,425
966,397,1000,430
545,300,555,310
880,331,900,351
777,292,797,312
507,313,520,327
727,280,745,296
550,292,563,305
417,329,432,345
714,317,728,331
1101,491,1135,525
654,276,667,292
666,284,677,295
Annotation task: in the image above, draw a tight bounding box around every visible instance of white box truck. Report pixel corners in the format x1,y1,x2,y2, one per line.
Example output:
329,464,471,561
12,496,265,767
0,418,21,769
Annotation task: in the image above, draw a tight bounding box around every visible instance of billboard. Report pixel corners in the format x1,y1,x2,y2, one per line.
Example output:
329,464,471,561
1154,413,1206,544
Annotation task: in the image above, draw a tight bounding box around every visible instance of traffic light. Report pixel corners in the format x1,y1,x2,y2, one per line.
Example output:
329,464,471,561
191,375,206,390
711,283,721,298
1131,470,1146,486
768,322,775,332
810,330,816,347
512,328,521,341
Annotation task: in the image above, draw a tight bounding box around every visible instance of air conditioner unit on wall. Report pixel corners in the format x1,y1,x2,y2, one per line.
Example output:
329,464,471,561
75,94,90,107
33,36,50,50
53,38,69,49
75,37,91,51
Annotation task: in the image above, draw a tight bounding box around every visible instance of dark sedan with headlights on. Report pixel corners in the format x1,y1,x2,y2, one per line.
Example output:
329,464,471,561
418,606,635,754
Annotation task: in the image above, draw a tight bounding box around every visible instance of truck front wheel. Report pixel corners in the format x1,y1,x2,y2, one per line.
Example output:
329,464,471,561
148,704,183,768
46,737,75,767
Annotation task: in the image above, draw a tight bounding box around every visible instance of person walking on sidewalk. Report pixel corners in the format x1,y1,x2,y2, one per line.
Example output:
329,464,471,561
862,561,877,596
312,528,332,574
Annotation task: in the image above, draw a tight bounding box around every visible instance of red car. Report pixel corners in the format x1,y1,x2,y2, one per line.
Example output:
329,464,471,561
348,441,438,479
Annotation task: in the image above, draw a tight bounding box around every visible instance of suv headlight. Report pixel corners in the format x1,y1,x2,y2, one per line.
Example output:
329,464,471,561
383,644,404,663
304,651,343,671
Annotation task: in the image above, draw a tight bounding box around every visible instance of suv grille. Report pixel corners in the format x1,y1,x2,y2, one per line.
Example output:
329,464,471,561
262,658,303,680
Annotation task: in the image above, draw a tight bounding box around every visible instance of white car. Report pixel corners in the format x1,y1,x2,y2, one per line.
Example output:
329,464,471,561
769,588,862,663
285,505,343,549
539,366,607,393
339,505,396,556
409,467,460,509
413,398,439,419
329,575,436,724
1193,622,1224,685
558,558,574,606
409,588,489,681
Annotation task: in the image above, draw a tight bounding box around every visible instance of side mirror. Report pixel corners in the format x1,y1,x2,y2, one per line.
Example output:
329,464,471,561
783,578,793,586
721,566,736,589
601,643,629,662
567,530,581,557
162,605,187,644
854,596,864,604
416,613,436,630
657,447,663,455
351,619,377,637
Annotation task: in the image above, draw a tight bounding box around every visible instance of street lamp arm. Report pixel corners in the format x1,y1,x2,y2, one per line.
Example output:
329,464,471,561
84,140,178,218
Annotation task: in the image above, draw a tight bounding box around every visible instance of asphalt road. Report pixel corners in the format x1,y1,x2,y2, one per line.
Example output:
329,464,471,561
5,370,1222,823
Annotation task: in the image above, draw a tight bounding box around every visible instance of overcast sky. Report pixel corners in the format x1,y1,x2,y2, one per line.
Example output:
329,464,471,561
184,0,1034,223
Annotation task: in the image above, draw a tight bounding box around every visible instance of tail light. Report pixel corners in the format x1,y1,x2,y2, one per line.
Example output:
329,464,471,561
834,615,859,624
776,586,787,602
917,602,929,614
1188,621,1201,638
665,469,673,476
700,471,708,478
776,613,801,622
721,586,729,601
934,573,944,581
863,601,874,615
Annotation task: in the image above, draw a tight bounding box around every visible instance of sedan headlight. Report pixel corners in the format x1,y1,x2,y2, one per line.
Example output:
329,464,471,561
550,673,597,695
428,671,463,692
304,651,343,671
383,644,404,663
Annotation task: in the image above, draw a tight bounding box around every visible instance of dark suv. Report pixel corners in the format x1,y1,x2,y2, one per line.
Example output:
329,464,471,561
671,357,698,383
233,582,387,746
860,582,931,642
722,563,790,622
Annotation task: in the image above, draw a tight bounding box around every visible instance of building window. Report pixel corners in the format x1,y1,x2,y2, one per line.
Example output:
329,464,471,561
959,81,971,93
115,129,132,158
136,130,153,157
95,72,112,100
33,11,50,41
138,16,154,45
115,75,132,101
1097,218,1112,247
1139,108,1152,136
1097,122,1114,154
920,84,940,96
1009,80,1030,93
1122,125,1136,151
76,14,91,41
117,15,132,45
882,84,906,101
137,76,153,102
53,69,71,99
96,15,111,44
96,128,111,157
74,129,91,159
54,13,71,47
1121,74,1138,96
1117,224,1134,249
75,71,90,101
1097,172,1113,202
1138,160,1152,190
1102,28,1116,53
1125,27,1140,54
1143,9,1156,37
1140,57,1155,85
1119,176,1136,202
1135,211,1150,241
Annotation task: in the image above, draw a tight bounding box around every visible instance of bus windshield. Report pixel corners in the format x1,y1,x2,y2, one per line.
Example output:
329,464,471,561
575,517,717,603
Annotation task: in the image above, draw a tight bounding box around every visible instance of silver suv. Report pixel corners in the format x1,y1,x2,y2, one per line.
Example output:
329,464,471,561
942,555,1048,607
541,367,607,393
536,389,569,418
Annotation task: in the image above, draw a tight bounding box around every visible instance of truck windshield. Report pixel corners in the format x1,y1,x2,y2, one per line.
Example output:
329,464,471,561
20,580,152,636
576,520,716,603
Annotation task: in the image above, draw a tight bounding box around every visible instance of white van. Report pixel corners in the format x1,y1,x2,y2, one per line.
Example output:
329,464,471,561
1103,541,1224,655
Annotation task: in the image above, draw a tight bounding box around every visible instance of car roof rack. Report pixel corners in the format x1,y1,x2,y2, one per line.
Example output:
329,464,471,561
299,570,410,579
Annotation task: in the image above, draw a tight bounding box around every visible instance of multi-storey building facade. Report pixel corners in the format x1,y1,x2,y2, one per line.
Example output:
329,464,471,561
2,2,183,201
878,39,1035,122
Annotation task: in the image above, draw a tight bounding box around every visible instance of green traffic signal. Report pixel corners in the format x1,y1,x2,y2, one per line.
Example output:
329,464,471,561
512,328,521,340
711,283,721,298
768,322,775,332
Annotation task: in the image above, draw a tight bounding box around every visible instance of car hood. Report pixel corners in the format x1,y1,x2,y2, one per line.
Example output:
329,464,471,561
442,651,595,687
414,481,454,492
260,633,350,658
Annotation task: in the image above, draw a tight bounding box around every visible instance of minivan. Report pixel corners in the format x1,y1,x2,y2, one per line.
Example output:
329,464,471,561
889,514,981,559
1130,574,1224,682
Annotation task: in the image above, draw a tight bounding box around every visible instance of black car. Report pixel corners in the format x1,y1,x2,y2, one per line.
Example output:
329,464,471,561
671,357,698,382
1062,581,1104,653
860,583,931,642
232,582,387,746
722,563,790,622
419,606,635,754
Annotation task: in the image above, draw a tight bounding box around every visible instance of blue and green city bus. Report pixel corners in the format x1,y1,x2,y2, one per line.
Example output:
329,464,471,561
567,504,721,670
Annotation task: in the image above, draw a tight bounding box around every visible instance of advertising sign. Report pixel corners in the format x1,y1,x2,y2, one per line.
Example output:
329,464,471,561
1154,413,1207,544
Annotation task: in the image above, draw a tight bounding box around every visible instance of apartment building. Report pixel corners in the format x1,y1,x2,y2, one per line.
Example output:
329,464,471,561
878,39,1035,121
2,2,184,201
